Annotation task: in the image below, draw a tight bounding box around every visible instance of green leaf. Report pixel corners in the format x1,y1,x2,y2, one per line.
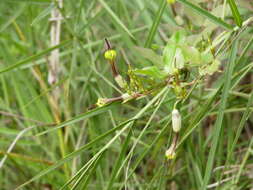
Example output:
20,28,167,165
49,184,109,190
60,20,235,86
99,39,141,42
163,42,177,74
181,46,201,64
177,0,233,30
171,30,186,44
134,46,163,67
199,59,220,76
228,0,243,27
163,31,186,74
200,52,214,64
174,48,184,69
134,66,167,79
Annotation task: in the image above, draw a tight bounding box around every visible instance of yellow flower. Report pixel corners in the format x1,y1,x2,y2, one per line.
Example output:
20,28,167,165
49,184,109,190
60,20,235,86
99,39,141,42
96,98,107,107
165,146,176,160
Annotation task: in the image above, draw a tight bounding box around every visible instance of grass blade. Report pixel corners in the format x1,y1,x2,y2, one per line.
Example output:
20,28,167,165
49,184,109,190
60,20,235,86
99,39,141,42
16,88,167,189
201,39,238,189
226,90,253,163
71,152,104,190
177,0,233,30
0,40,71,74
36,103,119,136
0,4,26,32
15,119,133,190
98,0,135,39
145,0,167,48
234,138,253,184
120,120,170,189
179,35,253,147
228,0,242,27
106,128,133,190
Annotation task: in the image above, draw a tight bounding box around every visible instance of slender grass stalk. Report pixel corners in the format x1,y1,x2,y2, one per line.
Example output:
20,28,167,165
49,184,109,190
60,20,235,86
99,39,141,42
201,39,238,190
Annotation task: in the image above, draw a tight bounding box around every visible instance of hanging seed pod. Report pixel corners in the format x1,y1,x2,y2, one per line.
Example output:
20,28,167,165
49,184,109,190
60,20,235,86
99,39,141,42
172,109,181,133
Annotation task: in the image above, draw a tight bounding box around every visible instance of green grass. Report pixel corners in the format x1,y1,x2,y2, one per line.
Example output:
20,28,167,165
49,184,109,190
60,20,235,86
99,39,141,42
0,0,253,190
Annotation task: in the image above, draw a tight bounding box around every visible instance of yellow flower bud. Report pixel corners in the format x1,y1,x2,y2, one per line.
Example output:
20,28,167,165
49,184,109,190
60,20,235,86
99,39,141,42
167,0,175,4
172,109,181,133
104,50,117,61
96,98,107,107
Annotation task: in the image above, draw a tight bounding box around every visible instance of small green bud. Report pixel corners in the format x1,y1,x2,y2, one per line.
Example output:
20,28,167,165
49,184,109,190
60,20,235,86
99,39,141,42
104,50,117,61
173,85,182,95
173,85,186,99
173,68,179,75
